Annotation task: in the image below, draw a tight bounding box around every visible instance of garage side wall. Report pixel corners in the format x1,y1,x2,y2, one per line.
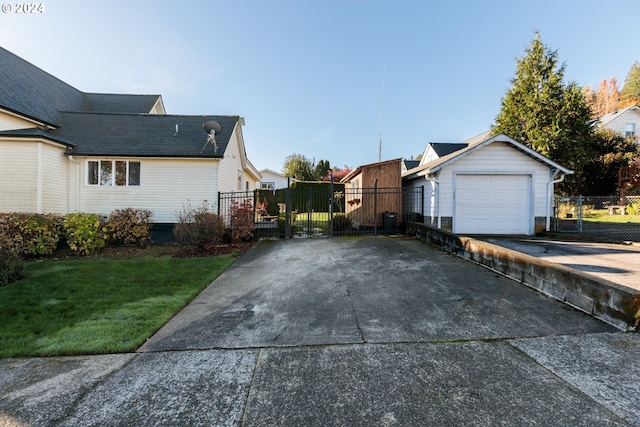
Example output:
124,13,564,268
438,142,551,234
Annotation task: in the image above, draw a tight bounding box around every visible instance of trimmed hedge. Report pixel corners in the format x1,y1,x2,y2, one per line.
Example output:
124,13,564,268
0,213,62,257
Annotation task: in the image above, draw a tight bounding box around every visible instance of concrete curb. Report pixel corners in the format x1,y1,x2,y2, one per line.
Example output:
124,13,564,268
406,223,640,332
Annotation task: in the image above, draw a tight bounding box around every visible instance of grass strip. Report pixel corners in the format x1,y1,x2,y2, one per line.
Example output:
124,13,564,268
0,254,236,358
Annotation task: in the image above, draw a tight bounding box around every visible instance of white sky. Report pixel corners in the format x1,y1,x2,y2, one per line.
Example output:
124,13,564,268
1,0,638,172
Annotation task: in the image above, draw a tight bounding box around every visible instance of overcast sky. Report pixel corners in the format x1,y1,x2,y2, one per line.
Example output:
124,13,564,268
1,0,638,173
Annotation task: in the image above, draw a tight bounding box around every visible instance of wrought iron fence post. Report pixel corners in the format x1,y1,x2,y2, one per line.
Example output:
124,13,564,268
307,187,312,236
373,179,378,236
329,174,334,237
285,182,292,238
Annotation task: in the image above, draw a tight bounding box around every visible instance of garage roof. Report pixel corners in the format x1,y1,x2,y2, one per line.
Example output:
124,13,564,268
402,133,573,179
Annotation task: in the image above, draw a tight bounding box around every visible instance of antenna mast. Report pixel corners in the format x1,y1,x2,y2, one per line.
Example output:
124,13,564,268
378,62,386,163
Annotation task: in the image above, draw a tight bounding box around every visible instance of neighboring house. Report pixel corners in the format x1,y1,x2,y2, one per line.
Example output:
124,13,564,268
259,168,294,190
401,159,420,173
592,105,640,140
0,46,261,224
403,133,572,236
341,158,403,227
419,142,470,164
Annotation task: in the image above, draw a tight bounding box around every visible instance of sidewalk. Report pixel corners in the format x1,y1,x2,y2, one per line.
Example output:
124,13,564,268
1,237,639,426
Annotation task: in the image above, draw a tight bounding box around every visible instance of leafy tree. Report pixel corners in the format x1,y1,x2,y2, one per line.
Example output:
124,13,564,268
325,165,351,182
282,153,315,181
620,61,640,108
580,128,639,195
492,33,594,195
584,78,620,118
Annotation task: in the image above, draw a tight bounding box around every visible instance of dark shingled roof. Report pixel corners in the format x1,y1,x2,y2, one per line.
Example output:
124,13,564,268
0,47,162,126
403,159,420,170
429,143,468,157
83,93,161,114
0,127,76,147
55,112,238,158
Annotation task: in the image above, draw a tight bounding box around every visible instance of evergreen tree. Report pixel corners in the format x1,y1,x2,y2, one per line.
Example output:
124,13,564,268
620,61,640,107
313,159,331,181
492,33,595,195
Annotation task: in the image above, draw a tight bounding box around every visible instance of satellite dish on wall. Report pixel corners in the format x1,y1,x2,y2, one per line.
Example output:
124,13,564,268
203,120,222,135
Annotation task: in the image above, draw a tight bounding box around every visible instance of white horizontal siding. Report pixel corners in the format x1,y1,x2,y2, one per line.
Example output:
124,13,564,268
605,109,640,136
0,141,38,212
78,158,220,223
41,144,69,214
218,124,246,192
437,142,550,217
0,111,36,131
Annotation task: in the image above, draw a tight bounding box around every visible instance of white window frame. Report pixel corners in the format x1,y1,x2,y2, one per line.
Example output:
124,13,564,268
86,160,141,187
261,182,275,190
625,123,636,138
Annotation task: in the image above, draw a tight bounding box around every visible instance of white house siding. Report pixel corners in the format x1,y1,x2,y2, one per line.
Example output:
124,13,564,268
0,111,35,131
603,109,640,138
40,143,69,214
217,125,247,193
77,158,220,223
0,140,38,212
260,169,290,189
436,143,549,219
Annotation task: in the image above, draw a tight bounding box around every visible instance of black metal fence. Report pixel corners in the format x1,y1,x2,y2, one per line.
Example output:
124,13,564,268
553,195,640,243
218,185,424,239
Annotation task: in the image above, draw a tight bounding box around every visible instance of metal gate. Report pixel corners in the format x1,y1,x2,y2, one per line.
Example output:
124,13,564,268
218,183,424,238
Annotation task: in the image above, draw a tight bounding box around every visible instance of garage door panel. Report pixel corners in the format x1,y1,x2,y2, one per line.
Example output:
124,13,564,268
455,175,530,235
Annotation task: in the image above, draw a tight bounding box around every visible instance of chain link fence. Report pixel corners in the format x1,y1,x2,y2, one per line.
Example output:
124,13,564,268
553,195,640,243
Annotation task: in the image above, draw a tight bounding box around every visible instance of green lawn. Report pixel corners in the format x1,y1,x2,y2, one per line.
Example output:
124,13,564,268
581,210,640,223
0,252,236,358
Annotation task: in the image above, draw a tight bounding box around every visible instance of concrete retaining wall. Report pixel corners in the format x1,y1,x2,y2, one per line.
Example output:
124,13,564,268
406,222,640,331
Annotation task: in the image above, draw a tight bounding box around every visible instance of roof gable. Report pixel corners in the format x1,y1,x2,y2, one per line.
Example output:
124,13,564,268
595,105,640,127
403,133,572,179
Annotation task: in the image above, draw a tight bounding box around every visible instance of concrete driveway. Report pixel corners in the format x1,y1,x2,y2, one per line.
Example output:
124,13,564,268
2,236,640,426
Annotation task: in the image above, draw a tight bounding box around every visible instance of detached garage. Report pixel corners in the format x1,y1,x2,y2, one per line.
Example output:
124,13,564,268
403,133,572,236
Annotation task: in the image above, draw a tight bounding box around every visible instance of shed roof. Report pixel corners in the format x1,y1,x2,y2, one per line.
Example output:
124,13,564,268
341,158,403,183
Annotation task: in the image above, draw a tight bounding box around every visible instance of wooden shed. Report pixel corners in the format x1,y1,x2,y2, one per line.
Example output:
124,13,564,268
340,158,403,228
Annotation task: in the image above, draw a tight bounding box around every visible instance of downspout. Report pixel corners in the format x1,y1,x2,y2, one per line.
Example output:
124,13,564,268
423,172,440,228
547,169,565,232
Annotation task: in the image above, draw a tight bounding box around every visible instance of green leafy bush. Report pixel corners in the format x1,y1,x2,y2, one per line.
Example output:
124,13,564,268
0,213,62,256
332,213,353,233
174,201,225,249
626,201,640,215
62,213,110,255
108,208,153,248
229,199,255,242
0,248,27,286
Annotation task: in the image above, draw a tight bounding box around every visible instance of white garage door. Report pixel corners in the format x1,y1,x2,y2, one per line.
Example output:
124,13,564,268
454,174,531,235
